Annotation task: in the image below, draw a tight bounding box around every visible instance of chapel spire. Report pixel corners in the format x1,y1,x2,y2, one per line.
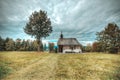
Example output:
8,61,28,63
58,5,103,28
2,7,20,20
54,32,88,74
60,31,63,39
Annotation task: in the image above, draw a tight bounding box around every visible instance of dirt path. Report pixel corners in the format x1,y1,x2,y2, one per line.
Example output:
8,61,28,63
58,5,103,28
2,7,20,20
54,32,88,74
3,54,59,80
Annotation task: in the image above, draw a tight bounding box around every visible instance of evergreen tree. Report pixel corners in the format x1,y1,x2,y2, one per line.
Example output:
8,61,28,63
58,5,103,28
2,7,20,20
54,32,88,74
0,36,5,51
15,38,21,51
43,43,46,51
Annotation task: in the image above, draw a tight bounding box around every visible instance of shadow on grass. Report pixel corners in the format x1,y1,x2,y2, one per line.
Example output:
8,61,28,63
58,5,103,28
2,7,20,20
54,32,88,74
0,56,12,79
0,64,12,79
110,58,120,80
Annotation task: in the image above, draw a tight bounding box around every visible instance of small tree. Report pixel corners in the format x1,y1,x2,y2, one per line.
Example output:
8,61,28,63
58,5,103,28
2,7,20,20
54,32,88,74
85,43,92,52
32,40,38,51
19,39,26,51
43,43,47,51
24,10,52,51
5,38,15,51
49,43,54,53
92,42,103,52
15,38,21,51
0,36,5,51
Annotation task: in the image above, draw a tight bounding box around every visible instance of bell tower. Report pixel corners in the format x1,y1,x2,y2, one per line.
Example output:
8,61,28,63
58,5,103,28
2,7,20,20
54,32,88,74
60,31,63,39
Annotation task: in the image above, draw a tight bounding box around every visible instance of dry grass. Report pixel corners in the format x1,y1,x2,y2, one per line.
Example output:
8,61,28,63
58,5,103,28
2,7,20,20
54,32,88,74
0,52,120,80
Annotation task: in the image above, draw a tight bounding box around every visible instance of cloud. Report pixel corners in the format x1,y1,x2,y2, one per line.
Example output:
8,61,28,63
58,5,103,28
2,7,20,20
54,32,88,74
0,0,120,44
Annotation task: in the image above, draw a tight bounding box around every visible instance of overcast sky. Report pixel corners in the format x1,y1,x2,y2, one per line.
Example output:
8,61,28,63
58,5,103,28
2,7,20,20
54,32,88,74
0,0,120,45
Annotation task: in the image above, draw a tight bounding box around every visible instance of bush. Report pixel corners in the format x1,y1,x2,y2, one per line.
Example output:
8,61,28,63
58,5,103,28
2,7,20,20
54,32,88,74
109,48,118,54
55,47,58,53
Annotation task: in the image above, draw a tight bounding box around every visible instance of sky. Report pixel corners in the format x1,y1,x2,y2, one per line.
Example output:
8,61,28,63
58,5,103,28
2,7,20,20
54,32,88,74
0,0,120,46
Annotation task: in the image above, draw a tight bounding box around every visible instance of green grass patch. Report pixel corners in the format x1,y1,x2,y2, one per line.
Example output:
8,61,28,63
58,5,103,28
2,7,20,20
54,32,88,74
0,54,12,79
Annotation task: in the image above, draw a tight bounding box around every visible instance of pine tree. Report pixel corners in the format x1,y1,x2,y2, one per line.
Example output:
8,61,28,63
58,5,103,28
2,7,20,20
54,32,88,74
0,36,5,51
43,43,47,51
15,38,21,51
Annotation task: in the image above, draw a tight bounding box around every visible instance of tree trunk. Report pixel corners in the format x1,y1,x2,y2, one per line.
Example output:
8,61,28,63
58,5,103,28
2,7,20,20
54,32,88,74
37,39,41,52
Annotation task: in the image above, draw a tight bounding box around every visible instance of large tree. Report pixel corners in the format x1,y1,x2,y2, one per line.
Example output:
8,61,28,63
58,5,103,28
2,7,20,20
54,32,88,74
24,10,52,51
97,23,120,53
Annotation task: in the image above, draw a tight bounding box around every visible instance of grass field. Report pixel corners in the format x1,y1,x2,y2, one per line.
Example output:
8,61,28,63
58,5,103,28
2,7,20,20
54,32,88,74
0,52,120,80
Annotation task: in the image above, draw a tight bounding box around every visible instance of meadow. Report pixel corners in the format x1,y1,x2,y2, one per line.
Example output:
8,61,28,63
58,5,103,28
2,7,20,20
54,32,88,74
0,52,120,80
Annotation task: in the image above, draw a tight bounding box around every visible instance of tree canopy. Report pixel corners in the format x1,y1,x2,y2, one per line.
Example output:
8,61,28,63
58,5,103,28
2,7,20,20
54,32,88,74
97,23,120,53
24,10,52,51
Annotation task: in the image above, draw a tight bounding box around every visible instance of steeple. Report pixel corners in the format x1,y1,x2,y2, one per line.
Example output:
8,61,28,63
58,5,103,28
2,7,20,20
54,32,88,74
60,31,63,39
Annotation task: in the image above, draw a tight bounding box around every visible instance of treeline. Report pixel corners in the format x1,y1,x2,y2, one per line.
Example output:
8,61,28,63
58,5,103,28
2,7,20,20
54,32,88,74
83,41,120,53
0,37,57,52
0,37,43,51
